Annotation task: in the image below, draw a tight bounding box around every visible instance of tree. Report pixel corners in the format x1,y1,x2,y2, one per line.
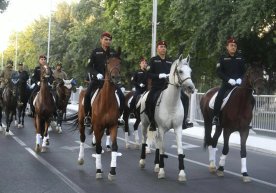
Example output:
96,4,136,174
0,0,9,13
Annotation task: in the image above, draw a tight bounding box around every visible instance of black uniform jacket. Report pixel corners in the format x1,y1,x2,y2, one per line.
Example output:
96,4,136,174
148,55,173,89
131,69,148,93
87,47,116,79
31,65,54,85
217,52,246,85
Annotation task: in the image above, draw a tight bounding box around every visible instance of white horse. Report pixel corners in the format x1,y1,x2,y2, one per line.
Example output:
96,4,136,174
138,54,195,181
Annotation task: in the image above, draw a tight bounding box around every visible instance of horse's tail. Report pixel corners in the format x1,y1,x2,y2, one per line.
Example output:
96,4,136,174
62,112,79,129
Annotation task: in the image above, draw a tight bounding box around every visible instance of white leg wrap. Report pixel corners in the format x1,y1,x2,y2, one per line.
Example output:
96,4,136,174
45,133,49,140
106,135,110,146
42,137,47,147
241,158,247,173
208,146,217,164
79,143,84,159
134,130,139,142
92,134,96,144
92,154,102,170
219,154,227,167
124,132,129,142
110,152,122,167
111,152,117,167
36,134,41,145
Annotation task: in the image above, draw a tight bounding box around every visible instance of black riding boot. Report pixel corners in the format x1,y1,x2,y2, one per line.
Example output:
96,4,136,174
181,92,193,129
84,92,92,127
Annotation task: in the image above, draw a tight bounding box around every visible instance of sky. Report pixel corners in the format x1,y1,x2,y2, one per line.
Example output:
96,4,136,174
0,0,77,51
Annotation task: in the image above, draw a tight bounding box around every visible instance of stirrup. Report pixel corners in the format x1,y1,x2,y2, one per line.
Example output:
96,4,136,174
84,116,91,127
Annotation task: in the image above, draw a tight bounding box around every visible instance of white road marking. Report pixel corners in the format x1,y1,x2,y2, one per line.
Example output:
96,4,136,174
117,136,276,189
61,141,91,151
171,142,200,150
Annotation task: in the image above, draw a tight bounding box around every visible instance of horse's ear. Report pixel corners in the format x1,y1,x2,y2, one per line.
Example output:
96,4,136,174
178,54,183,61
116,47,122,58
186,54,191,64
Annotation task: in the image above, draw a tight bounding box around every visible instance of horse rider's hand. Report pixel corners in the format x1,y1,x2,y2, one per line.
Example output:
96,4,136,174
159,73,167,79
139,83,145,87
228,79,236,86
37,81,40,86
236,78,242,85
97,73,103,80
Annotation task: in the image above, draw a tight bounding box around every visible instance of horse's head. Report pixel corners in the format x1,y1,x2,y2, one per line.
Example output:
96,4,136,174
243,63,266,95
171,54,195,94
40,64,51,81
105,48,121,85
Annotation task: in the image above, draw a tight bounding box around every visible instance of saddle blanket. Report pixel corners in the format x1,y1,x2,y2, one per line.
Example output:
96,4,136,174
81,89,121,108
209,87,237,110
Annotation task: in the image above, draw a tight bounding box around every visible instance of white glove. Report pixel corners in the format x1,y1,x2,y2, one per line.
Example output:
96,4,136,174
159,73,167,79
37,81,40,86
236,78,242,85
96,73,103,80
228,79,236,86
139,83,145,87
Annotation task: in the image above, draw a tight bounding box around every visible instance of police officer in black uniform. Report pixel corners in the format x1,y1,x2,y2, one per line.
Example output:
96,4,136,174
84,32,125,126
212,37,246,126
29,55,55,116
146,41,172,131
130,57,148,109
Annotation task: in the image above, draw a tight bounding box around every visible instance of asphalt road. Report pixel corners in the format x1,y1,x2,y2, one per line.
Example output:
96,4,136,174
0,113,276,193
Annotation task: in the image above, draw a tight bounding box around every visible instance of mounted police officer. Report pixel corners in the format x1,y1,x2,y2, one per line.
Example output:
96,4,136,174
28,54,55,117
146,41,194,131
129,57,148,109
17,62,30,105
212,37,246,126
84,32,125,126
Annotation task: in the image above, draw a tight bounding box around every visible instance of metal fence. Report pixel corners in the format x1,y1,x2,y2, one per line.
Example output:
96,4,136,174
190,91,276,137
70,87,276,137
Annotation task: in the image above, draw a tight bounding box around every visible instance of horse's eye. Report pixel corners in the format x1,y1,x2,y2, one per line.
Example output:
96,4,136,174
178,70,183,74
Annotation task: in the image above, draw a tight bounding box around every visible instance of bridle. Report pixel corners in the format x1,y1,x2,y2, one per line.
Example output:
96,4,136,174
169,60,191,87
105,62,121,85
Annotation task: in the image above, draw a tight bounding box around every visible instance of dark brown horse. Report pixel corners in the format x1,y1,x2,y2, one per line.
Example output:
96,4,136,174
77,50,122,180
122,90,142,149
55,78,74,133
34,65,55,153
200,63,265,182
2,79,18,135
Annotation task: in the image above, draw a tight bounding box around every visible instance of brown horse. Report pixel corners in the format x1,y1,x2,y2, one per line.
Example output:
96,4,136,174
77,50,122,180
34,65,55,153
200,63,265,182
55,78,74,133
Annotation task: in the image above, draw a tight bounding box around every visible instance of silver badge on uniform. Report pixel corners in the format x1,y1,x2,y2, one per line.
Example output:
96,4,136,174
216,63,220,68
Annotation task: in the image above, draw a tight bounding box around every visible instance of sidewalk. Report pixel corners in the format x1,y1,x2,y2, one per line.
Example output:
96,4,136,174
67,104,276,155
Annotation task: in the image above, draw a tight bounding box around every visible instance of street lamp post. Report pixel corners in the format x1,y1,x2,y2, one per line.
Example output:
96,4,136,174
151,0,157,57
47,0,52,63
15,32,18,70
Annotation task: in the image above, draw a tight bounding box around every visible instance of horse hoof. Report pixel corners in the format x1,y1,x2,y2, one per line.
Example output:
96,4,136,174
78,159,84,165
108,173,116,181
158,169,165,179
146,148,151,154
46,139,50,146
243,176,251,182
126,144,130,149
139,159,145,168
154,164,160,173
106,145,111,152
35,145,41,153
178,170,187,182
216,170,224,177
41,147,47,153
209,166,217,174
58,128,62,134
96,173,103,179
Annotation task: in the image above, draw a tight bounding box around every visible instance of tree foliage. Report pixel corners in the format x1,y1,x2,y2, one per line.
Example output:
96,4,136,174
2,0,276,93
0,0,9,13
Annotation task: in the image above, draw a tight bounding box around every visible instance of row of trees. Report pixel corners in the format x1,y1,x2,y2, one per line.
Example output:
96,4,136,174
2,0,276,93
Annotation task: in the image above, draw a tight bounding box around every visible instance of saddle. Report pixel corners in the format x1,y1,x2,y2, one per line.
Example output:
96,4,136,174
209,87,237,110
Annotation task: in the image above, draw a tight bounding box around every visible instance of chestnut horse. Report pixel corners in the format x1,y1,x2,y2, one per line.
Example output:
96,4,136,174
78,50,122,180
34,65,55,153
200,63,265,182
